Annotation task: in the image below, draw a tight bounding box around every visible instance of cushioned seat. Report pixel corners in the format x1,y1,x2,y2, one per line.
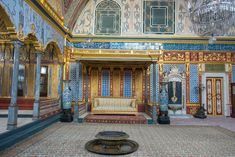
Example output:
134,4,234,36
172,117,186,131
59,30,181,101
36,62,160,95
92,97,137,114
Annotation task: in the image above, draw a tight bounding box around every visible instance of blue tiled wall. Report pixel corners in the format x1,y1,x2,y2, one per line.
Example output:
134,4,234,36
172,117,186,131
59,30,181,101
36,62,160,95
232,65,235,83
70,63,83,101
189,64,199,103
73,42,235,51
150,64,159,103
101,70,110,96
124,71,132,97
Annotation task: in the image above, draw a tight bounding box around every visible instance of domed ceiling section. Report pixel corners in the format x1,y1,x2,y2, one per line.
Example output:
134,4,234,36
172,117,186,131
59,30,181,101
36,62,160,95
46,0,89,31
64,0,89,30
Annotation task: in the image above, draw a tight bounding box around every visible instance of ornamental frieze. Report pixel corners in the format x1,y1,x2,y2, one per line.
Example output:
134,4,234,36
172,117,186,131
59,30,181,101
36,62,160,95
163,52,185,61
231,53,235,62
203,52,227,62
190,52,199,61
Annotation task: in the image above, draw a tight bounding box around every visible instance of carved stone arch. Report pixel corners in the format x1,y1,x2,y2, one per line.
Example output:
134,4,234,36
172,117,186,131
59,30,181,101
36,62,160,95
96,0,121,9
163,65,187,115
0,4,15,32
44,41,63,63
0,4,16,41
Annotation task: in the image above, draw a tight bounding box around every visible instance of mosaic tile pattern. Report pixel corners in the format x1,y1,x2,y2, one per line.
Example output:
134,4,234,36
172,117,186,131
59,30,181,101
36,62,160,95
69,63,83,101
73,42,235,51
150,64,159,103
232,65,235,83
163,43,235,51
1,122,235,157
73,42,162,50
190,64,199,103
124,71,132,97
101,70,110,96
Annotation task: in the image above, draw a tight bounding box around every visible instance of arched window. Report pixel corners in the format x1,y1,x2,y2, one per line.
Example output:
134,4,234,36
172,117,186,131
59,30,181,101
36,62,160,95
95,0,121,35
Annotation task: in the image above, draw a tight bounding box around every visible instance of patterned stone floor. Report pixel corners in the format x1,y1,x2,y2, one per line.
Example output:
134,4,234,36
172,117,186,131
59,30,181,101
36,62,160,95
171,117,235,132
0,118,32,134
1,122,235,157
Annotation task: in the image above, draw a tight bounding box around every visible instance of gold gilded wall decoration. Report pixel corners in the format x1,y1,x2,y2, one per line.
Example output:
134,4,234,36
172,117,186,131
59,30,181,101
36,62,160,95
163,52,185,61
190,52,199,62
226,53,231,62
231,53,235,62
203,52,227,62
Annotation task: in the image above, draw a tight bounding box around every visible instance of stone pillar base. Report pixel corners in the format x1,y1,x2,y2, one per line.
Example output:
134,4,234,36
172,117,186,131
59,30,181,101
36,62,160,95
33,101,40,120
7,104,18,130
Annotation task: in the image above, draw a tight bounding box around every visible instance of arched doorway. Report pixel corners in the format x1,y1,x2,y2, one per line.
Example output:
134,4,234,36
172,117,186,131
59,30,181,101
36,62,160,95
0,4,16,97
42,41,63,98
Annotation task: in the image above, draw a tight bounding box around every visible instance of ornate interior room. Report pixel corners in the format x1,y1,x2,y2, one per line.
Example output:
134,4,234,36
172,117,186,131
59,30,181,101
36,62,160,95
0,0,235,156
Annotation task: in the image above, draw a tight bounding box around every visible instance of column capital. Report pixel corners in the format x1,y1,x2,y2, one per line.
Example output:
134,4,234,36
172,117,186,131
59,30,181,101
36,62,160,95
34,50,44,54
11,40,23,48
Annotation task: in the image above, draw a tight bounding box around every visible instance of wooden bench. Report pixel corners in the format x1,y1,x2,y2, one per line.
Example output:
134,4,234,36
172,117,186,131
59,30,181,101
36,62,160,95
92,97,137,114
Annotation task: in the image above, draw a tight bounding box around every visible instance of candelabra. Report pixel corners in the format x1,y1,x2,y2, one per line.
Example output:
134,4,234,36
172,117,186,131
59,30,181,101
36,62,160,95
188,0,235,36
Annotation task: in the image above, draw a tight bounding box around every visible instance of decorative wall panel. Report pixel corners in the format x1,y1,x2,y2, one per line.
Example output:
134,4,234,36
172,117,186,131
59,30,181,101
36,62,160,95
73,42,235,51
95,0,121,35
143,0,175,34
70,63,83,101
47,0,63,17
121,0,142,35
72,0,94,34
73,42,162,50
150,64,159,103
189,64,199,103
232,65,235,83
124,71,132,97
101,70,110,96
72,0,235,36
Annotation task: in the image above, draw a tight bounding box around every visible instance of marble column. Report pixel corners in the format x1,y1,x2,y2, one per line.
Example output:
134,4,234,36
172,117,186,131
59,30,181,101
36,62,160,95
7,41,21,130
85,66,89,112
144,67,148,112
74,60,80,121
59,63,64,109
152,62,157,124
33,51,42,120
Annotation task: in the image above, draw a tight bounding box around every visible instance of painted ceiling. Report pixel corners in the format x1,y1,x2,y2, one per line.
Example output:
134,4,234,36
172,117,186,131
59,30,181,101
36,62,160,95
46,0,89,31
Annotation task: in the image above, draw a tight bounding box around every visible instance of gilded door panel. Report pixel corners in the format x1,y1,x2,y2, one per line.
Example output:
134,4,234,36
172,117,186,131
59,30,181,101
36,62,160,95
206,78,223,116
215,78,223,115
206,78,213,115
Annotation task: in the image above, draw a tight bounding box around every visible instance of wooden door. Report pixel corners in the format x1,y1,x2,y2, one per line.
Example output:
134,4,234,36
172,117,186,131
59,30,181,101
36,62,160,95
206,78,223,116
